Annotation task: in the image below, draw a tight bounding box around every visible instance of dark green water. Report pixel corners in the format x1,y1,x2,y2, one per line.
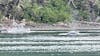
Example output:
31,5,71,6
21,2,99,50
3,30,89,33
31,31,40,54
0,33,100,56
0,52,100,56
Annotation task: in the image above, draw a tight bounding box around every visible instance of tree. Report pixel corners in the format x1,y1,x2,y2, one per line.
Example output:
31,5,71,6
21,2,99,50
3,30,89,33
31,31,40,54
22,0,72,23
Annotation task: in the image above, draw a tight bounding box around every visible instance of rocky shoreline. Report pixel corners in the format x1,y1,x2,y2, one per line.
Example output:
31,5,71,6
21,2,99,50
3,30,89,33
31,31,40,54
28,21,100,31
1,18,100,31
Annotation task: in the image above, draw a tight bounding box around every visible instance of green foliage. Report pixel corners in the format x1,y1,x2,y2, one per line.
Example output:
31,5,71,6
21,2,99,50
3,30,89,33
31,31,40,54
79,10,89,21
22,0,71,23
0,12,3,19
1,0,100,23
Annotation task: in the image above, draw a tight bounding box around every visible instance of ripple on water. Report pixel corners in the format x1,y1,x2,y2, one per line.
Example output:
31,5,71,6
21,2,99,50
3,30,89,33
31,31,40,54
0,34,100,53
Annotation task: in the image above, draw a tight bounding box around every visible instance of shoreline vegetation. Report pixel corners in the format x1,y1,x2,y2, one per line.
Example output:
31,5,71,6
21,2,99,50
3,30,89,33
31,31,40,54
0,0,100,31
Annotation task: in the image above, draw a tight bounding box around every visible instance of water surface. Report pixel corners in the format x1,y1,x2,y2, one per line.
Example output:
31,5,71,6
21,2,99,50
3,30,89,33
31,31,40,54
0,32,100,56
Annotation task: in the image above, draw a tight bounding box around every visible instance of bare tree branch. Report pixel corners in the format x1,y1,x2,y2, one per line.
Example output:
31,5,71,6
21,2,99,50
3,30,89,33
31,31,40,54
68,0,77,8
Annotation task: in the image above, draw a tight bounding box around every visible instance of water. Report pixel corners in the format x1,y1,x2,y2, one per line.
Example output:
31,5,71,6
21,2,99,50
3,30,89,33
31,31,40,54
0,32,100,56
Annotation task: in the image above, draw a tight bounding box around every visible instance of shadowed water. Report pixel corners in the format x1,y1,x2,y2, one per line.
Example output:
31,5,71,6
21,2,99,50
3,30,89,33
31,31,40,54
0,32,100,56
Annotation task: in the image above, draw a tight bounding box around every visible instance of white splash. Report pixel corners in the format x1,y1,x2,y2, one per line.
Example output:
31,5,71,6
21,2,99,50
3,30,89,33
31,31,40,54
1,20,31,34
